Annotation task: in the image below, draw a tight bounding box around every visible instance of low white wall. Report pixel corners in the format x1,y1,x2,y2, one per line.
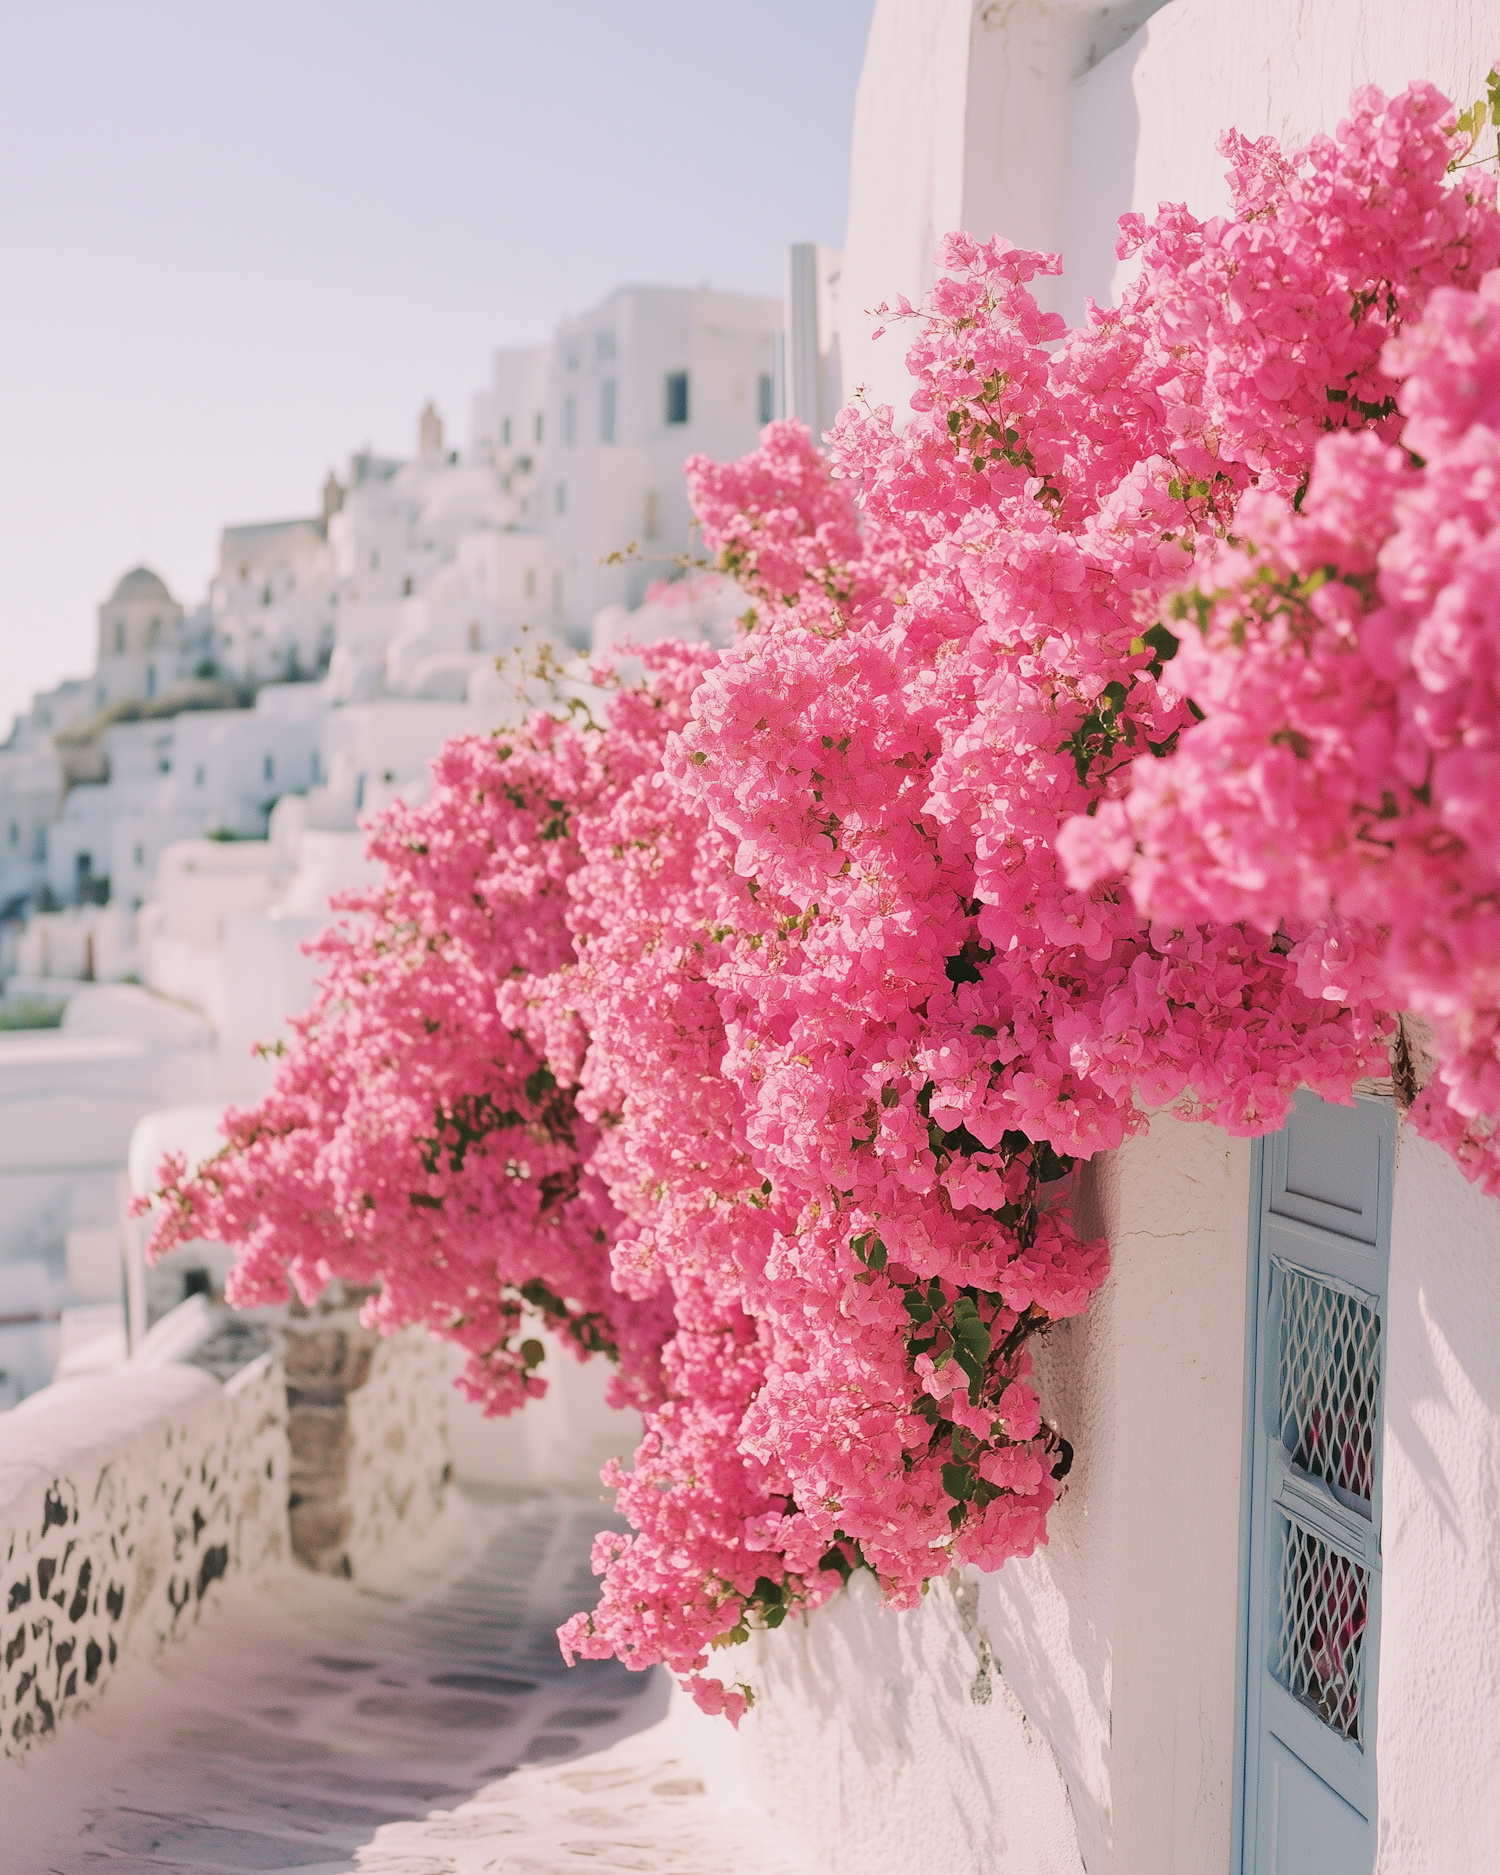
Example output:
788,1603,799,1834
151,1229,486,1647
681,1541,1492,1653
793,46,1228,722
0,1316,464,1764
441,1327,645,1497
0,1356,286,1763
1376,1124,1500,1874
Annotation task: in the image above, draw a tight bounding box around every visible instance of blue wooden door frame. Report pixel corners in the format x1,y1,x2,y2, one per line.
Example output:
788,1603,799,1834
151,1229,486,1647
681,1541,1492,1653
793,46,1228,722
1232,1092,1395,1875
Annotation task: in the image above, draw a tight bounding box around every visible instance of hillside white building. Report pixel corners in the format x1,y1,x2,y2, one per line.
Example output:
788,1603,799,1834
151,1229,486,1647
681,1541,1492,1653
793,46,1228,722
44,683,326,910
532,285,783,624
210,283,782,723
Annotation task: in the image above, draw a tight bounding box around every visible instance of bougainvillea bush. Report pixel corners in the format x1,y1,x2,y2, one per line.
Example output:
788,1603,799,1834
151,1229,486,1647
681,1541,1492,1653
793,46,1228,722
149,80,1500,1718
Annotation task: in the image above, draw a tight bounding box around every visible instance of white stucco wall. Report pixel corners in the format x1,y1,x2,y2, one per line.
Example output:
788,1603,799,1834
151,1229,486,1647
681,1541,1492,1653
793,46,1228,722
1067,0,1500,325
838,0,1172,414
0,1356,286,1762
1376,1123,1500,1875
690,1564,1087,1875
702,1091,1500,1875
841,0,1500,404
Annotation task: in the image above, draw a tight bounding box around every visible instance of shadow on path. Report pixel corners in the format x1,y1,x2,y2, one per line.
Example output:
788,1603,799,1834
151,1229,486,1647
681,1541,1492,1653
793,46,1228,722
6,1489,799,1874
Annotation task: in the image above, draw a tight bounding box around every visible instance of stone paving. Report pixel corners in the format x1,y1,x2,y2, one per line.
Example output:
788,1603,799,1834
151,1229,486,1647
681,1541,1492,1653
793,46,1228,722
3,1490,805,1875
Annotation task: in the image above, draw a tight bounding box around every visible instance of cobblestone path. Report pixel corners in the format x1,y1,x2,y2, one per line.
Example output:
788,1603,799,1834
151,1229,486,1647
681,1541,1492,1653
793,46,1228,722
4,1491,804,1875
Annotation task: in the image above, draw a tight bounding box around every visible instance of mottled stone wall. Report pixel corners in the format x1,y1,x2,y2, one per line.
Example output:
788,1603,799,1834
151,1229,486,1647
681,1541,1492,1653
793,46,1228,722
343,1327,452,1570
0,1355,286,1763
283,1287,451,1577
1,1303,455,1765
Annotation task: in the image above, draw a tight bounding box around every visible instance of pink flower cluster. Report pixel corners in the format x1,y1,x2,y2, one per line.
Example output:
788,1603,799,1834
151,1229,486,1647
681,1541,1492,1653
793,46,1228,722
145,699,682,1415
147,79,1500,1717
1074,266,1500,1185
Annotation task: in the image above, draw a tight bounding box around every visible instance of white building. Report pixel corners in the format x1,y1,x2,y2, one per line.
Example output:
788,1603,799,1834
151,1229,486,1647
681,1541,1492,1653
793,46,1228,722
532,285,783,625
44,683,325,910
0,742,60,917
212,512,335,688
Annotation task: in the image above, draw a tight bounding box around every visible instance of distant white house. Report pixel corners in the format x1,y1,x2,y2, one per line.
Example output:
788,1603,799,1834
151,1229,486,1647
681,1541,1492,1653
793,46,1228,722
44,683,325,909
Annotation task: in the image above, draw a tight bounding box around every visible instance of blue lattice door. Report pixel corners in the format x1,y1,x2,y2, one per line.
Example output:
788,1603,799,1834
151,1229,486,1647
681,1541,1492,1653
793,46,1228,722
1240,1090,1394,1875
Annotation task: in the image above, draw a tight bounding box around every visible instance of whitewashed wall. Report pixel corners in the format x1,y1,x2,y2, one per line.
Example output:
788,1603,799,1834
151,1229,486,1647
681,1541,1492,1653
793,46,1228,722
1376,1129,1500,1875
840,0,1500,406
0,1323,458,1764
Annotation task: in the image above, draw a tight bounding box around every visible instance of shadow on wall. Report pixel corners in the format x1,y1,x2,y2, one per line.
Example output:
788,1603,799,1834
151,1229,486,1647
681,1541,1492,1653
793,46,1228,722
1383,1125,1500,1529
699,1565,1086,1875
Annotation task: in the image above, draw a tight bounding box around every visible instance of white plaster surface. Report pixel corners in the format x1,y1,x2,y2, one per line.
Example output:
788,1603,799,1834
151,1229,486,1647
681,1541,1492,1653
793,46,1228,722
838,0,1171,415
1375,1121,1500,1875
1101,0,1500,297
698,1565,1086,1875
440,1325,646,1499
841,0,1500,399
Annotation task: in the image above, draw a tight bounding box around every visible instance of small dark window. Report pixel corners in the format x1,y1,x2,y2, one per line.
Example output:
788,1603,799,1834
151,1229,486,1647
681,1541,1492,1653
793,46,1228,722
534,412,544,445
402,574,413,596
601,379,616,444
502,416,512,446
555,481,567,515
758,373,774,424
664,372,689,425
565,393,577,447
263,753,274,782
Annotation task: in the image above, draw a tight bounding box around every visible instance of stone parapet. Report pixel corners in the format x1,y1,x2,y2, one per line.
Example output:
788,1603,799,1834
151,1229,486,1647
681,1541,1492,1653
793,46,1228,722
0,1353,286,1763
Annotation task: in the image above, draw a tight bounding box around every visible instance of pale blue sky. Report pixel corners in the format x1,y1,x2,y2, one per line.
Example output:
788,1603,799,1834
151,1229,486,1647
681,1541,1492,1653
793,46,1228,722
0,1,874,734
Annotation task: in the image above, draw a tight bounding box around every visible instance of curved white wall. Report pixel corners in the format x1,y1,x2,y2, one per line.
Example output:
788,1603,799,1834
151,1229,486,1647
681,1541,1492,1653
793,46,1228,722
838,0,1172,415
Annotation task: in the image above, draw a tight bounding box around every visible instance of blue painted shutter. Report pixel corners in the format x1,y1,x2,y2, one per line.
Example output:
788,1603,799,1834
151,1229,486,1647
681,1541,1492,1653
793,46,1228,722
1240,1089,1394,1875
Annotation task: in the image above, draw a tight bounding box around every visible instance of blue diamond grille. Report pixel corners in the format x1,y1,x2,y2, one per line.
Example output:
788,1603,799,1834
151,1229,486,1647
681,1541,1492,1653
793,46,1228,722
1278,1265,1380,1504
1274,1517,1368,1742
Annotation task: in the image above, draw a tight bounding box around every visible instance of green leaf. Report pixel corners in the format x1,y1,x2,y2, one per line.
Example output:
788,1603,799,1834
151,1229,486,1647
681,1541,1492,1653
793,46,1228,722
851,1231,887,1272
524,1065,557,1105
941,1461,976,1502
